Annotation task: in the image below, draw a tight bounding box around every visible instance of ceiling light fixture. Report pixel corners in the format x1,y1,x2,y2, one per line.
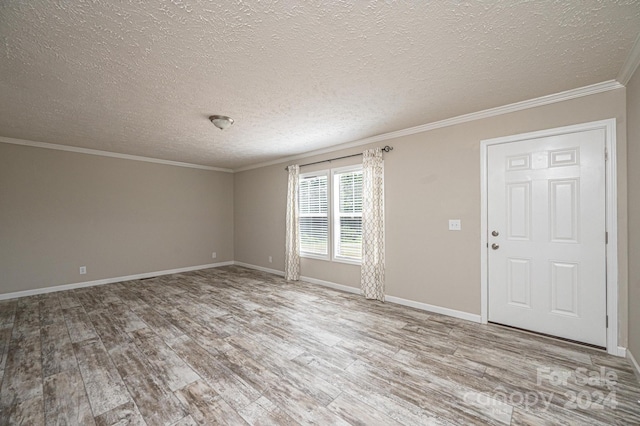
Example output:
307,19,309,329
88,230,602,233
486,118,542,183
209,115,234,130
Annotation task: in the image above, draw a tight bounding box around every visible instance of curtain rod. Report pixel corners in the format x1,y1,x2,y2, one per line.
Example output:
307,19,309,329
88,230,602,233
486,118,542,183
285,145,393,170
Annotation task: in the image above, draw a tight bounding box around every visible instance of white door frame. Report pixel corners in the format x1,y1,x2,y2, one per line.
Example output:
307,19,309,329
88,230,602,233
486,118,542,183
480,119,619,355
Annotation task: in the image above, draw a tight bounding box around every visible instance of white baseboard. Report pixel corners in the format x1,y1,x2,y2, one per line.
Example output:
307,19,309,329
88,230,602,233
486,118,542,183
628,349,640,382
385,295,482,323
231,261,361,294
230,262,361,295
0,261,234,301
300,275,361,295
233,262,284,277
617,346,627,358
234,261,480,323
1,259,484,326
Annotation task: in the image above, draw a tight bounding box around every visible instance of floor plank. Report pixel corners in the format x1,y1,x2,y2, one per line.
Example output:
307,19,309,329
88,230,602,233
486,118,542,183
73,339,131,417
130,328,200,392
173,379,248,425
167,335,261,411
0,300,17,327
1,395,44,426
108,342,187,425
0,298,43,412
0,325,13,373
43,368,95,425
63,307,99,344
94,401,146,426
237,396,299,425
328,392,404,426
41,322,77,378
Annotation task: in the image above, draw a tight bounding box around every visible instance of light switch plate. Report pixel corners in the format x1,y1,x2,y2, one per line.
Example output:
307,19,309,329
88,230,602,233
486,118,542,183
449,219,461,231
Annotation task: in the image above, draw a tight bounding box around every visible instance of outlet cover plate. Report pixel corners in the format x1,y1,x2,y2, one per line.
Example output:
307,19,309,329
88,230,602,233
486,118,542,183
448,219,462,231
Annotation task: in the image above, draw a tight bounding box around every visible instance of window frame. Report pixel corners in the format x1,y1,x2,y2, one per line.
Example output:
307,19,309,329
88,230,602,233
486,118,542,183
297,165,363,265
332,165,363,265
298,170,330,261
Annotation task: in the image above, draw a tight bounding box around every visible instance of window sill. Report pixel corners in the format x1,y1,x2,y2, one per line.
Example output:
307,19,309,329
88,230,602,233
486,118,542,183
300,253,330,262
332,257,362,266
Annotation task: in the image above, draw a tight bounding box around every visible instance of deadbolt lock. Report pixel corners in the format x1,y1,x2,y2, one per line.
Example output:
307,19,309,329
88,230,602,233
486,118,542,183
491,230,499,237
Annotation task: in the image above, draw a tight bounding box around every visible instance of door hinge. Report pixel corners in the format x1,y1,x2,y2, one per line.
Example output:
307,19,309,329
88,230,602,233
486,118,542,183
605,148,608,161
606,315,609,328
605,231,608,244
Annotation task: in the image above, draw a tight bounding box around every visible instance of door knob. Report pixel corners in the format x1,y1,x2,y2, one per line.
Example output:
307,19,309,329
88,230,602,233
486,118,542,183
491,243,500,250
491,230,499,237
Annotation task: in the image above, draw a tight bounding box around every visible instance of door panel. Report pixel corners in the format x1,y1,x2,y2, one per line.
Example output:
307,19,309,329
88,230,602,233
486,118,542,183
487,129,606,347
550,261,578,316
507,182,531,240
549,179,578,242
507,258,531,307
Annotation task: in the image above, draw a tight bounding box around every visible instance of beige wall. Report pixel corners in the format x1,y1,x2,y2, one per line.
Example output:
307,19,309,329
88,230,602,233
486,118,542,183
234,88,628,344
0,143,234,295
234,164,287,269
627,66,640,363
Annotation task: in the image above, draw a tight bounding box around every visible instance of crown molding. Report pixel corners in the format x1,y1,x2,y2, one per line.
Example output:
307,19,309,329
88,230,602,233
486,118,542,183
234,80,624,172
1,79,624,174
0,136,234,173
617,32,640,86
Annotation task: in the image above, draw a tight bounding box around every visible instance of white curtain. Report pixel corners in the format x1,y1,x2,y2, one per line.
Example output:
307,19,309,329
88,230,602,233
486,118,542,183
361,148,385,301
285,165,300,281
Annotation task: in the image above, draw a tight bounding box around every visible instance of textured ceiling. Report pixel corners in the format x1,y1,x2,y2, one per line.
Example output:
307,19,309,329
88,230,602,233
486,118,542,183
1,1,639,170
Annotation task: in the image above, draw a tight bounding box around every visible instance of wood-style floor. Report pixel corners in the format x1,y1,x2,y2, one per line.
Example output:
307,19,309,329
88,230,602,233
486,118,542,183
0,266,639,425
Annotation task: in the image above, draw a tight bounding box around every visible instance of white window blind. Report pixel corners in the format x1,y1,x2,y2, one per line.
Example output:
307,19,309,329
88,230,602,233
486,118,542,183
299,173,328,257
334,169,363,261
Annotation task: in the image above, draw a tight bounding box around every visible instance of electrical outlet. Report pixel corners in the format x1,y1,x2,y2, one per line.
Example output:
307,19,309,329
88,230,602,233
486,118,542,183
212,252,217,259
268,256,273,263
448,219,462,231
79,266,87,275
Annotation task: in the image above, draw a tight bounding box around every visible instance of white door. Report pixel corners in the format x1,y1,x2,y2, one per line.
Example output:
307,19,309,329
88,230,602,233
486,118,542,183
487,129,607,347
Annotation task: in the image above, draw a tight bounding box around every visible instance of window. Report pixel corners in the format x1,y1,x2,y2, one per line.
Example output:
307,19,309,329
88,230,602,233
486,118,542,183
333,167,363,262
298,165,363,263
299,172,329,258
